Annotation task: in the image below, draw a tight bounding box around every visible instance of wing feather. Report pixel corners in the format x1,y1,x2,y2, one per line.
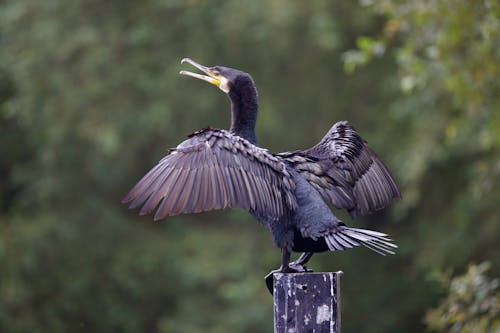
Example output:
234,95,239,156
171,169,194,214
296,121,401,216
164,167,190,215
123,128,297,221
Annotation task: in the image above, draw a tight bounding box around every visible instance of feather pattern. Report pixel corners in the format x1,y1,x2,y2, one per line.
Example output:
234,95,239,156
294,121,401,216
122,128,297,221
278,151,357,212
324,226,397,256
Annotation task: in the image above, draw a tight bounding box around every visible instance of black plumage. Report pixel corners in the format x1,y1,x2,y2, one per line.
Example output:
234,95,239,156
123,58,401,284
124,128,296,220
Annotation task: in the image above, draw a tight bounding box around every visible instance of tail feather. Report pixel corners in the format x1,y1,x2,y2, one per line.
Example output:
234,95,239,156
325,226,397,256
336,233,361,247
360,241,392,256
325,235,344,251
332,234,355,249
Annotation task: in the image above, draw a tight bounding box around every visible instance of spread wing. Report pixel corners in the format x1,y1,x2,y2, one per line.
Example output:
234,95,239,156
122,128,297,221
277,151,357,212
284,121,401,217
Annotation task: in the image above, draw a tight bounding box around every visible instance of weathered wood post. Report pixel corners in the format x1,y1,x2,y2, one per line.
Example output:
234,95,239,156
273,272,342,333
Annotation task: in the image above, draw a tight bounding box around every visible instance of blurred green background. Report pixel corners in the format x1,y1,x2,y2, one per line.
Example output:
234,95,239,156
1,0,499,332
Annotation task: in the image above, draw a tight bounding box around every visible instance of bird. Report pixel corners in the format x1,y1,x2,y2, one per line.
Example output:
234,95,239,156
122,58,401,292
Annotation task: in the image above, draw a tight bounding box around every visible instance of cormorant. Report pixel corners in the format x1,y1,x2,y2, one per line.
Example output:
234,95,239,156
123,58,401,291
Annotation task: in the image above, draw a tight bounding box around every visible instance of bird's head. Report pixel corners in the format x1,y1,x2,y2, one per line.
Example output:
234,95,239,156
180,58,252,95
180,57,259,143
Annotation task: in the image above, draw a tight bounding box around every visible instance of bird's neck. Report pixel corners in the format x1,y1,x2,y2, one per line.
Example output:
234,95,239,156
228,82,258,145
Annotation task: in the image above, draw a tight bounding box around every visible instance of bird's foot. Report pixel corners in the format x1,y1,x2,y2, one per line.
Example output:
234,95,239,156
264,264,314,294
288,261,313,273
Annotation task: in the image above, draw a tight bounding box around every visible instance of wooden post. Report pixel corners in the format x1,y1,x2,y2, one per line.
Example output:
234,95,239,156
273,272,342,333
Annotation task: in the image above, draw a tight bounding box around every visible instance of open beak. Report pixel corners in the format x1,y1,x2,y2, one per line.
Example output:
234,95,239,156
179,58,221,88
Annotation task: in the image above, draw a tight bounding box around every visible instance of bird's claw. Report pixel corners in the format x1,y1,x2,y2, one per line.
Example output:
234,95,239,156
264,264,314,294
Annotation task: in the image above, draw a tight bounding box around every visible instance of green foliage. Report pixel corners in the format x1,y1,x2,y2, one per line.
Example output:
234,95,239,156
342,36,386,73
0,0,498,332
344,0,500,268
425,263,500,333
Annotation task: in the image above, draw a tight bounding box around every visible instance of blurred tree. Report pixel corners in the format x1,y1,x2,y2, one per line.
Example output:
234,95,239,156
344,0,500,278
342,1,500,330
425,262,500,333
0,0,498,332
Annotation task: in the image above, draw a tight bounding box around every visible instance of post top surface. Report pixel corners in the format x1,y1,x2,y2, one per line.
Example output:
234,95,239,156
274,271,343,278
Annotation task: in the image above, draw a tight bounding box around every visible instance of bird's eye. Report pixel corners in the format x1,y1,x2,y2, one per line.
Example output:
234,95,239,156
212,71,220,77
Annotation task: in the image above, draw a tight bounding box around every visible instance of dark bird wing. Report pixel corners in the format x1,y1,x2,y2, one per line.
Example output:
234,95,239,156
122,128,297,221
284,121,401,217
277,151,357,212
